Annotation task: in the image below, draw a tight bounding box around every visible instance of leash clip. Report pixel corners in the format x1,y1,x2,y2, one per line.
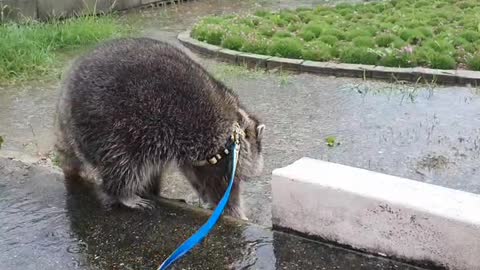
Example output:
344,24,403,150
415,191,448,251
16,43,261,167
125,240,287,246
231,122,245,146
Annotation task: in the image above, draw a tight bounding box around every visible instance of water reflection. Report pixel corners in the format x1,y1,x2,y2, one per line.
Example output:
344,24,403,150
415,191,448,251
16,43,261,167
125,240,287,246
0,158,423,269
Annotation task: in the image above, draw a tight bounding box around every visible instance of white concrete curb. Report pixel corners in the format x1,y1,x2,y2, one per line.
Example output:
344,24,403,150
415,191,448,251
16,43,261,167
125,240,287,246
271,157,480,270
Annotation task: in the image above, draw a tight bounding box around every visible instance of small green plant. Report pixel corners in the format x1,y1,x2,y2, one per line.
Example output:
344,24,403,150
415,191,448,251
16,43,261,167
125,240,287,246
278,72,292,86
258,24,276,37
238,16,260,27
352,36,375,48
297,10,315,23
430,53,456,69
211,63,266,81
222,33,244,50
460,30,480,42
399,29,425,43
0,135,4,149
340,47,379,65
287,23,301,32
346,29,373,40
300,30,316,41
375,33,396,47
318,35,338,46
302,41,332,61
203,25,225,45
279,11,299,23
325,136,340,147
271,15,287,27
302,22,325,37
381,50,414,67
467,54,480,71
268,38,303,58
322,28,345,40
254,10,269,17
241,35,270,55
51,152,61,167
413,46,436,66
416,26,434,38
274,31,292,38
424,39,454,53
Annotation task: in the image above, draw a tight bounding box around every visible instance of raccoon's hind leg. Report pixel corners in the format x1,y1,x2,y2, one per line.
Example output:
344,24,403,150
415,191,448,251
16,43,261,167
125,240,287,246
99,162,165,210
144,162,169,198
118,195,155,209
181,163,247,220
54,135,82,180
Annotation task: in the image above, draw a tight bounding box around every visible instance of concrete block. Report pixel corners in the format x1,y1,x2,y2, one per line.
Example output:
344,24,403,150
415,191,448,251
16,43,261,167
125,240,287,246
456,70,480,86
217,48,241,64
189,40,221,57
272,157,480,270
237,53,270,69
177,31,191,43
413,67,457,84
0,0,37,21
177,32,221,57
266,57,303,71
329,63,373,78
300,61,337,75
369,66,415,81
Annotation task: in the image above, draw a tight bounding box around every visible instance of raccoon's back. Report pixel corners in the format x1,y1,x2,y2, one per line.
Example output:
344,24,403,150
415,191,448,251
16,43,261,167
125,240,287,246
65,38,238,163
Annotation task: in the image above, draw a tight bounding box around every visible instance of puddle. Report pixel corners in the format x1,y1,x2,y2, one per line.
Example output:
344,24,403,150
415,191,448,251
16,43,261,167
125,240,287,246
185,68,479,226
0,158,423,270
0,0,479,229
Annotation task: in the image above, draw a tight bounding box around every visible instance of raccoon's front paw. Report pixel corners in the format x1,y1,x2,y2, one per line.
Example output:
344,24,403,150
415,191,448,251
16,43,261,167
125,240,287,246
119,195,155,210
226,207,248,221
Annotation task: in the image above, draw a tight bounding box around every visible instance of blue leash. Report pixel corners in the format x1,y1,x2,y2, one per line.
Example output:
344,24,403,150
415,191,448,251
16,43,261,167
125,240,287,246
157,142,239,270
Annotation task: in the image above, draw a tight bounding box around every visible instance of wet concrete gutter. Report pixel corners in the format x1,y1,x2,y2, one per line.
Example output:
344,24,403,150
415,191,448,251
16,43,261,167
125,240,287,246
0,157,425,269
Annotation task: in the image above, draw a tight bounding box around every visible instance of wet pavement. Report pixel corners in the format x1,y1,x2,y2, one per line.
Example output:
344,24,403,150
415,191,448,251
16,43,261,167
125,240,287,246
0,1,478,269
1,0,480,228
0,157,426,270
0,83,58,161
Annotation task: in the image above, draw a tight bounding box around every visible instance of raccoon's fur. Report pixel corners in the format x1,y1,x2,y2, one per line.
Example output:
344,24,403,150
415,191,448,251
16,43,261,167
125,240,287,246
55,37,265,219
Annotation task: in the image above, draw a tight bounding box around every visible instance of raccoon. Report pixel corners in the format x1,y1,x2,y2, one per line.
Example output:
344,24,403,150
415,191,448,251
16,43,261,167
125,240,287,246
55,37,265,219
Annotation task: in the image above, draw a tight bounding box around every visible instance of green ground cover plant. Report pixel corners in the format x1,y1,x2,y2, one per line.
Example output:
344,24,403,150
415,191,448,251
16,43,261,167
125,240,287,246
192,0,480,71
0,15,127,83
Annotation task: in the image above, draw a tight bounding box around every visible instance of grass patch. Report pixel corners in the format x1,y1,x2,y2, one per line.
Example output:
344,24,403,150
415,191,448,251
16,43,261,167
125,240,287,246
210,62,293,87
467,54,480,71
192,0,480,70
0,15,128,84
269,37,303,58
302,41,332,61
210,63,266,81
340,46,379,65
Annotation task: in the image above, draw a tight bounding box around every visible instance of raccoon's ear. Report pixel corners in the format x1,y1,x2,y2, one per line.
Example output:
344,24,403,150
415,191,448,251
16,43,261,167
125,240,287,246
256,124,265,140
237,108,250,128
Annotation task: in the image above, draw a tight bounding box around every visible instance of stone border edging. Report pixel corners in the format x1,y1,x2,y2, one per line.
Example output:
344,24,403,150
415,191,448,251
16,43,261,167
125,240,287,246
178,30,480,86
